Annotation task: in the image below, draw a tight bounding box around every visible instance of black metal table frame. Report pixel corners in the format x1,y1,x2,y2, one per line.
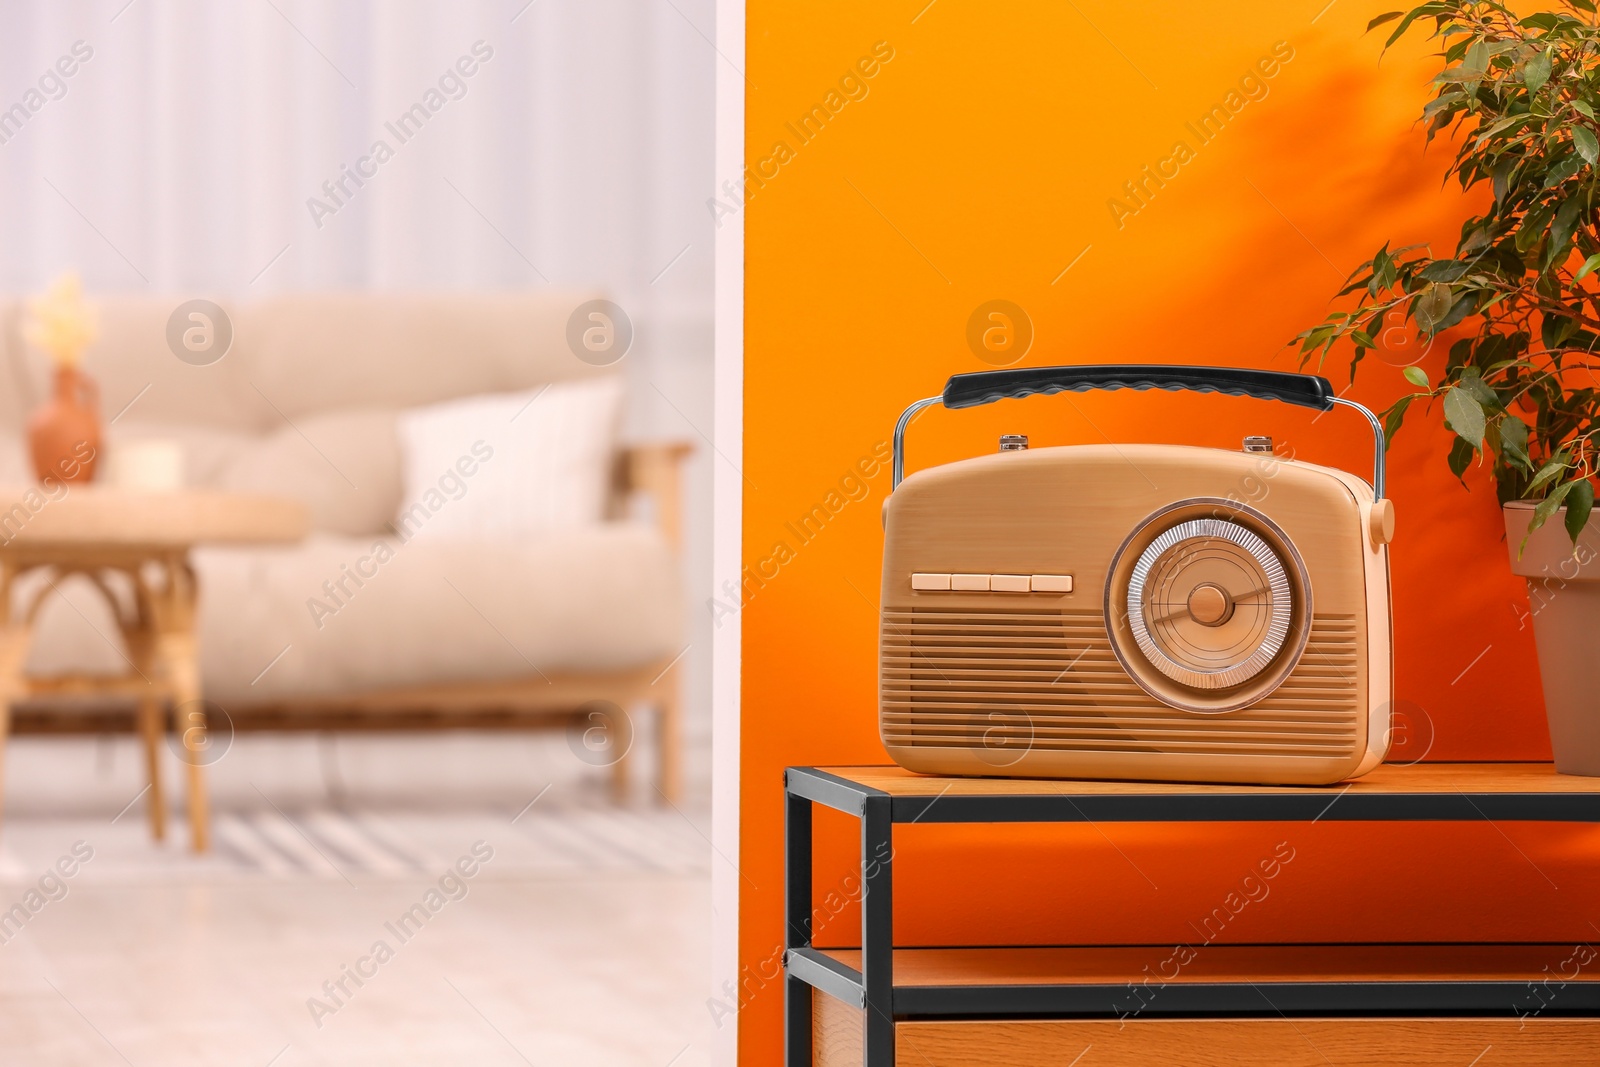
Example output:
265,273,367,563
781,765,1600,1067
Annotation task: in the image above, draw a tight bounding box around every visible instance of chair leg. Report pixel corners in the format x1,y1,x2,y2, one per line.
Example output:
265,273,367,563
0,615,36,840
136,692,167,842
126,616,169,844
656,684,682,805
609,721,632,804
0,670,12,838
159,631,208,853
148,557,208,853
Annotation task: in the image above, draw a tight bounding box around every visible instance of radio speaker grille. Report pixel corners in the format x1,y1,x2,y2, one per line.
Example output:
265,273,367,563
881,607,1359,758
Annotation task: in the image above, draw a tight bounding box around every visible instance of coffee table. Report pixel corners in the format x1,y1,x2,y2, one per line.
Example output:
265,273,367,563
0,488,309,851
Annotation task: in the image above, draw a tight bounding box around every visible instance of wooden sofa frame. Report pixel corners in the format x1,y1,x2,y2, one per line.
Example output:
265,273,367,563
9,441,694,806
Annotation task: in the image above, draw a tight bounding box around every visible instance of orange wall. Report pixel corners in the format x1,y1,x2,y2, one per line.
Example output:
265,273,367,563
737,3,1600,1063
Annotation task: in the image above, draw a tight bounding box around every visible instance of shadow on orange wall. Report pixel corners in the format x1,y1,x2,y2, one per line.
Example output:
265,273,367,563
738,4,1599,1063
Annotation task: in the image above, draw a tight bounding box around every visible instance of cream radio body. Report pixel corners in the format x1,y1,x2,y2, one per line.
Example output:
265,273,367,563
880,365,1394,787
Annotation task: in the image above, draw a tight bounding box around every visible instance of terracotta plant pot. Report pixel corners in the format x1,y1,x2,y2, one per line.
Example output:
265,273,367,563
1504,501,1600,776
27,366,100,485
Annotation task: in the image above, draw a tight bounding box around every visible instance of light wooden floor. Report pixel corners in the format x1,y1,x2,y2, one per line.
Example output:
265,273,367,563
0,738,714,1066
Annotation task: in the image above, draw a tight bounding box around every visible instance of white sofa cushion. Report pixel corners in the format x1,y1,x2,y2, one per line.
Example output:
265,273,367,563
195,524,681,704
217,408,402,536
396,377,622,541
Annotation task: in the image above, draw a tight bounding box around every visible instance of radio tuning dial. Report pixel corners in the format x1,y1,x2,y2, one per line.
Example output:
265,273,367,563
1112,508,1309,706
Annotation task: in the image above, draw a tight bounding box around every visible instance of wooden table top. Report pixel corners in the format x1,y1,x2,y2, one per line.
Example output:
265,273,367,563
809,763,1600,797
0,487,309,550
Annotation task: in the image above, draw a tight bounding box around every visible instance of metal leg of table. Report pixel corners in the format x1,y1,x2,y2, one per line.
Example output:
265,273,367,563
785,785,813,1067
861,794,893,1067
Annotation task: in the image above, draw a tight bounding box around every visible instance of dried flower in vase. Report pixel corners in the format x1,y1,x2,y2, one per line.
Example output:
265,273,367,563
24,272,99,369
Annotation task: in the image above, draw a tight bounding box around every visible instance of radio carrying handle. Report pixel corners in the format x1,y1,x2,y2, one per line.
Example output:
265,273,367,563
891,364,1387,500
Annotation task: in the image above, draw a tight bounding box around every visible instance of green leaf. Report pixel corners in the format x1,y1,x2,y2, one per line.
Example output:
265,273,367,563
1576,252,1600,283
1517,201,1555,252
1492,157,1517,202
1369,246,1395,296
1367,11,1403,31
1443,385,1486,445
1457,373,1499,408
1423,92,1466,121
1420,259,1470,282
1545,153,1584,190
1551,193,1584,252
1545,235,1575,273
1477,292,1510,316
1383,393,1415,445
1569,329,1600,353
1448,435,1476,481
1565,479,1595,543
1525,47,1552,94
1435,66,1484,86
1403,365,1431,388
1415,283,1453,332
1574,126,1599,165
1462,40,1489,75
1478,334,1510,366
1434,292,1476,333
1577,101,1597,121
1530,480,1576,539
1460,225,1492,255
1528,458,1569,495
1499,415,1532,469
1542,312,1579,351
1386,4,1444,49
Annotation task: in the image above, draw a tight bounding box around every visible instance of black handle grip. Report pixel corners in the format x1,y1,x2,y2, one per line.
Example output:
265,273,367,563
942,364,1336,412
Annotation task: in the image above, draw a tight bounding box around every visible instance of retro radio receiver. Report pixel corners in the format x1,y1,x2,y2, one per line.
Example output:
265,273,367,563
880,365,1395,786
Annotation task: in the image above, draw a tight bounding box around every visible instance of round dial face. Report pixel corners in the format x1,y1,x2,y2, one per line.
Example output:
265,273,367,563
1125,518,1293,690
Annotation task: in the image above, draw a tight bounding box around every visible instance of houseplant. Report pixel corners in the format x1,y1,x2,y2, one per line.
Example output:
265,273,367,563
1296,1,1600,774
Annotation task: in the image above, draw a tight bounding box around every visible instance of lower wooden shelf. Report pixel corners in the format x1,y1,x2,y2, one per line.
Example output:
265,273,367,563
796,943,1600,1017
814,993,1600,1067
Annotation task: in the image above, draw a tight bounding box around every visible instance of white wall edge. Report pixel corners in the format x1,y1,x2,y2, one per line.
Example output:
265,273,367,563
710,1,745,1065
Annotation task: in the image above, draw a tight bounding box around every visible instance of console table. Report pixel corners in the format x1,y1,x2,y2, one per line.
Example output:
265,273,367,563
783,764,1600,1067
0,488,308,852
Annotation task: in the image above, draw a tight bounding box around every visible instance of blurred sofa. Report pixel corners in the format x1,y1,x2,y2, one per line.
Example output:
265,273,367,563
0,292,687,798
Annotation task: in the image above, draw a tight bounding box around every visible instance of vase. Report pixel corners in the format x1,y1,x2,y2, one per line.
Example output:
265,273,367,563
27,366,100,485
1504,501,1600,776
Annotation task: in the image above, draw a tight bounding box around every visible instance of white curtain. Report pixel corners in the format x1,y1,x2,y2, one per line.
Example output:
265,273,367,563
0,0,713,311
